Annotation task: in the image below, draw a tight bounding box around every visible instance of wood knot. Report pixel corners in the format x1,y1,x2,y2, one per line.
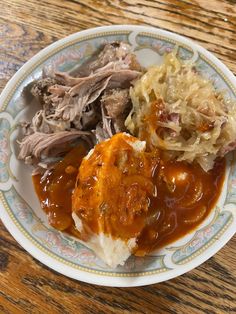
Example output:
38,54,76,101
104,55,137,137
0,251,9,271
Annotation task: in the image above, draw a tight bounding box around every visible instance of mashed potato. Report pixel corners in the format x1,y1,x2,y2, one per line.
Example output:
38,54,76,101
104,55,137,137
72,133,159,268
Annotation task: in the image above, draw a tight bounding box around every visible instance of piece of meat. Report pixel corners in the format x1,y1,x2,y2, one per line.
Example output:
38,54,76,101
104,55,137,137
93,123,109,143
54,68,140,89
101,89,130,118
48,84,70,96
52,75,112,129
106,69,140,89
27,43,140,136
27,72,113,134
19,41,142,172
94,101,127,142
49,69,139,130
68,42,141,77
113,117,127,133
18,131,94,164
31,110,71,134
89,42,132,71
101,105,113,138
80,103,101,130
100,88,131,136
31,77,59,103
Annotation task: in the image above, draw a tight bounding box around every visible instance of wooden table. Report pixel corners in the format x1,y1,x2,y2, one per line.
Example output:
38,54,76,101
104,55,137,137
0,1,235,313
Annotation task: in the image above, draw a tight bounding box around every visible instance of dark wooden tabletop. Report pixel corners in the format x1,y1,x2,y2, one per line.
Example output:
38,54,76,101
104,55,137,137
0,1,236,313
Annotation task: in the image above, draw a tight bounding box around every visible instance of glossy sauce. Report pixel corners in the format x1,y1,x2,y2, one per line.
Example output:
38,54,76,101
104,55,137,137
72,134,161,240
33,145,88,235
136,157,225,254
33,138,225,255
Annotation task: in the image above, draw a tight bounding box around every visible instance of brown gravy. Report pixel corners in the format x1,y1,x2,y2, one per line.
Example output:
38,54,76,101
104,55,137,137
33,141,225,255
136,158,225,254
33,145,87,234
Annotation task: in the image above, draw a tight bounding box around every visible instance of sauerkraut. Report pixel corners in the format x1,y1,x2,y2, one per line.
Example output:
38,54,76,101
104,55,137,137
125,51,236,171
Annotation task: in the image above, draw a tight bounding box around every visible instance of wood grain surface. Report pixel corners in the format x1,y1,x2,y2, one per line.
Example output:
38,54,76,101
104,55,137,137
0,1,236,313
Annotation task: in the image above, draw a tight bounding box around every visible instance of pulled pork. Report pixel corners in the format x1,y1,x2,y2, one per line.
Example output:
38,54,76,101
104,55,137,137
18,42,141,171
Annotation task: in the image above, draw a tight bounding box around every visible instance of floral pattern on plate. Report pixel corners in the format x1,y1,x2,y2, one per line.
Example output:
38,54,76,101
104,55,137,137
0,119,10,182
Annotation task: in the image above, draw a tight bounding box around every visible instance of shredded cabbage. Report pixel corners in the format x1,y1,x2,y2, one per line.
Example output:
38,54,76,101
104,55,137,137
125,51,236,171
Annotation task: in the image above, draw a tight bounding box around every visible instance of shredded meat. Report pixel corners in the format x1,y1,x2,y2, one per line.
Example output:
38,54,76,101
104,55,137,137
18,42,142,171
31,77,58,95
68,42,142,77
101,88,131,134
18,131,94,165
101,89,130,118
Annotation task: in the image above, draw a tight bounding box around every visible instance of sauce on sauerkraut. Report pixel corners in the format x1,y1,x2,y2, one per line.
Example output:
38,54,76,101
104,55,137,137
125,51,236,172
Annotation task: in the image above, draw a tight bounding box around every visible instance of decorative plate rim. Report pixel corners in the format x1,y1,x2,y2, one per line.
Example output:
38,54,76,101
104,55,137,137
0,25,236,287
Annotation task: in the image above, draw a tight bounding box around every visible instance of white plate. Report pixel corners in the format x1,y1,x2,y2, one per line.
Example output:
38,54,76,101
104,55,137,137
0,25,236,287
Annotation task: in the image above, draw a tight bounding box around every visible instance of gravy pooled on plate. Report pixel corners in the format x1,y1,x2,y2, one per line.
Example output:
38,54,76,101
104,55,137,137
33,144,88,234
33,133,225,258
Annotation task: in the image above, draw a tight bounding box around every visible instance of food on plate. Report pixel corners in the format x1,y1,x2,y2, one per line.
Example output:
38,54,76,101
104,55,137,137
33,132,224,267
72,133,157,267
125,52,236,171
18,42,234,267
19,42,141,172
33,144,88,232
71,133,225,267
